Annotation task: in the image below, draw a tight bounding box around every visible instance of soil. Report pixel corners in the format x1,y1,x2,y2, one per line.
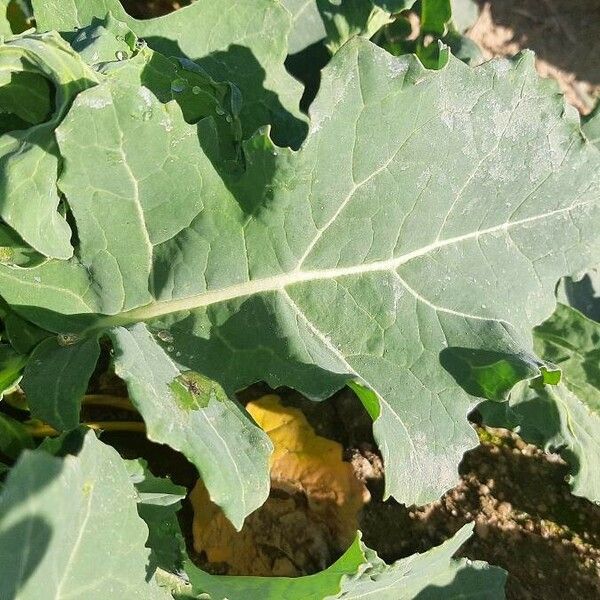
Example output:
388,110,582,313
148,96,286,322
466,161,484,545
40,1,600,598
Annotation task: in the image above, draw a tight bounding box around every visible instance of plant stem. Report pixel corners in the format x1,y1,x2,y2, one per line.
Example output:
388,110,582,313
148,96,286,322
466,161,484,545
26,421,146,438
82,395,137,412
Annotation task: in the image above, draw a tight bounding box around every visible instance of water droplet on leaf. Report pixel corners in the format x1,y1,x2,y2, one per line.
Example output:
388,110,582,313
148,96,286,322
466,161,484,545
171,78,187,93
157,329,174,343
192,85,202,95
115,50,127,61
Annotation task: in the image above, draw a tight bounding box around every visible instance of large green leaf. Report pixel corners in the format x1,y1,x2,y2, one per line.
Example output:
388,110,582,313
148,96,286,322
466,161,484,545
524,303,600,501
507,380,600,502
0,343,26,396
0,32,98,258
177,524,505,599
21,334,101,430
316,0,394,53
284,0,327,55
0,430,170,599
31,0,307,147
2,40,600,511
283,0,418,55
481,302,600,502
110,323,272,531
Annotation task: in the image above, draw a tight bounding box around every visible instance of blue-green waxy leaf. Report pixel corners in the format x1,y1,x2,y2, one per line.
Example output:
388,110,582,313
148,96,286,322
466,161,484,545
0,430,170,599
70,11,138,66
31,0,307,147
283,0,327,54
21,335,100,430
1,38,600,512
110,323,272,530
506,380,600,503
583,102,600,150
508,303,600,502
0,32,99,258
282,0,420,55
330,524,505,599
558,269,600,321
481,302,600,502
125,458,187,578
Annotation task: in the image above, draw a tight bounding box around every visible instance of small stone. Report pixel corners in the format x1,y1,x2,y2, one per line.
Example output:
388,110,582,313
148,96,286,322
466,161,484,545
497,502,512,517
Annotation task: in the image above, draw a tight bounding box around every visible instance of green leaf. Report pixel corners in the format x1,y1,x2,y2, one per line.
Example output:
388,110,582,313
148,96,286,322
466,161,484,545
126,457,186,507
21,335,100,430
126,458,187,578
31,0,307,147
534,303,600,412
0,71,53,125
284,0,327,55
4,311,50,354
508,381,600,502
0,412,33,459
0,32,99,258
443,30,483,66
283,1,420,55
183,524,504,599
330,524,505,599
483,303,600,502
317,0,393,53
0,429,170,599
2,40,600,511
110,323,272,530
0,223,46,267
185,535,365,600
71,11,139,65
583,101,600,150
420,0,452,36
0,343,26,397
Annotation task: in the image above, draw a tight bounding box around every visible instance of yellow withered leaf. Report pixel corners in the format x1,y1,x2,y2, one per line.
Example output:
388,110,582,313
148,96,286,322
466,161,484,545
191,395,369,576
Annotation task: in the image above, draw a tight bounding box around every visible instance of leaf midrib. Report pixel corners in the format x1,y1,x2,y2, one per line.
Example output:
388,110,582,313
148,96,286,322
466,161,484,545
112,198,594,325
